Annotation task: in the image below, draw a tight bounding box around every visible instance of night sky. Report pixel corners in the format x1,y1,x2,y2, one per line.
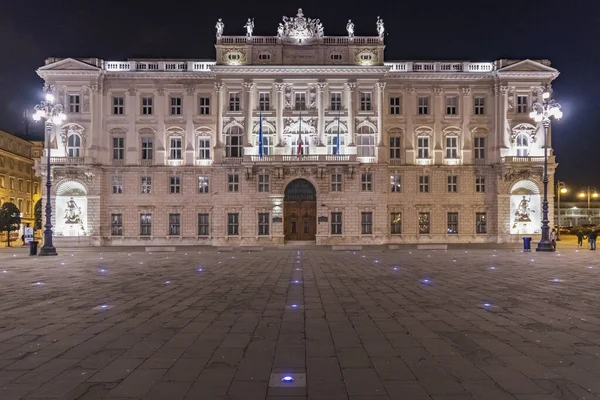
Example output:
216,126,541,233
0,0,598,193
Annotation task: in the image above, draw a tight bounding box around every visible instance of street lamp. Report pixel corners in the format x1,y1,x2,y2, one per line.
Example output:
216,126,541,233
32,84,66,256
529,87,562,252
556,181,567,240
578,186,599,224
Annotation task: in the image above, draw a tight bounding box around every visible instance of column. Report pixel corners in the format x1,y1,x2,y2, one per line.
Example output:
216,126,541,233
376,82,385,146
461,86,472,164
244,81,255,147
317,82,327,147
126,87,137,165
214,83,224,148
274,82,285,147
498,85,509,158
346,82,356,146
405,86,415,164
184,83,196,165
155,87,166,166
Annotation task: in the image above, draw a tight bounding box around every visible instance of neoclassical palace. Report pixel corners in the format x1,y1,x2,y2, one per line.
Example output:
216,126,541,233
36,9,559,247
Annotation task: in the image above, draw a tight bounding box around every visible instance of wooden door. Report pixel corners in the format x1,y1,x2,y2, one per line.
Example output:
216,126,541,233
284,201,316,241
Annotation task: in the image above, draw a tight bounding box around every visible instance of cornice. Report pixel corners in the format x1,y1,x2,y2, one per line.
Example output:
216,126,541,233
37,70,102,78
495,71,559,79
386,73,495,81
104,72,215,80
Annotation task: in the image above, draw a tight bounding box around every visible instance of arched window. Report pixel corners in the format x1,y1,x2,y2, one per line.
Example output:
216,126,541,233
67,134,81,157
515,133,529,157
255,125,274,155
225,125,243,158
356,125,375,158
326,123,347,155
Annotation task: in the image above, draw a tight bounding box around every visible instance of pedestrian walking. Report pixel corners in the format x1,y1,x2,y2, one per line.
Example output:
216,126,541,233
550,228,557,250
577,230,584,247
589,230,597,251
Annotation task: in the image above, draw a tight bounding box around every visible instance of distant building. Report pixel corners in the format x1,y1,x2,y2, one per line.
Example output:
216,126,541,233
0,130,43,241
556,201,600,227
35,9,559,247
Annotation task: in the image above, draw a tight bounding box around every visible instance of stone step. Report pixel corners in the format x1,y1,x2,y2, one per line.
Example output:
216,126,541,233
332,245,362,251
215,246,234,252
417,244,448,250
145,246,176,252
240,246,264,252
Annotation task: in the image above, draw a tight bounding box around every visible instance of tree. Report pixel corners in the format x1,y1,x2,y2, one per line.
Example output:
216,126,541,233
0,202,21,247
34,199,42,230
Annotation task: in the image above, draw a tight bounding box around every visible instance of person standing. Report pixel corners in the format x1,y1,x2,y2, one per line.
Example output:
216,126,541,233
577,230,584,247
589,230,597,251
550,228,557,250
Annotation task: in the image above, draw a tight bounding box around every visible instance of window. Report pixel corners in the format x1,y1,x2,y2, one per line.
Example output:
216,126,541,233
229,92,240,111
198,176,209,193
198,137,210,160
112,137,125,160
419,176,429,193
25,200,30,215
141,176,152,194
515,133,529,157
330,92,342,111
476,212,487,234
331,174,342,192
390,96,401,115
417,136,429,159
447,175,458,193
447,212,458,234
9,177,14,190
140,214,152,236
445,96,458,115
142,96,153,115
446,136,458,159
389,135,401,160
170,176,181,194
225,126,243,158
474,96,485,115
259,92,270,111
417,96,429,115
111,214,123,236
357,125,375,158
18,180,23,192
361,172,373,192
111,175,123,194
390,175,401,193
199,97,210,115
26,181,30,193
419,212,430,234
474,137,485,160
170,137,182,160
361,212,373,234
198,213,209,236
17,199,23,212
113,96,124,115
331,212,342,235
34,183,38,194
476,176,485,193
360,92,372,111
170,96,182,115
227,213,239,235
391,212,402,234
294,92,306,110
258,213,270,236
258,174,270,192
68,95,80,113
256,126,274,156
138,138,152,162
0,176,4,188
228,174,239,192
517,95,528,114
169,213,181,236
67,134,81,157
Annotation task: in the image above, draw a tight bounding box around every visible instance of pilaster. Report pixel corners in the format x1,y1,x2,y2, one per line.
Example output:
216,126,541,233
126,86,137,166
215,82,224,149
244,81,255,147
274,82,285,147
317,82,327,147
184,83,196,165
346,81,356,146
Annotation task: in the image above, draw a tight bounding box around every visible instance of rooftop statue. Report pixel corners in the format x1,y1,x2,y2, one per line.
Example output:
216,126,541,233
244,18,254,37
346,19,354,38
376,16,384,39
278,8,324,40
215,18,224,39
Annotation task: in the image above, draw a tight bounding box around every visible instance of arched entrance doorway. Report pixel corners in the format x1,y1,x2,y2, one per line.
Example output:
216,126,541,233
284,179,316,241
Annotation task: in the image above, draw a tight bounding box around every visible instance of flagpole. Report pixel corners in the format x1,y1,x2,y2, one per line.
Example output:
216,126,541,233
258,110,263,159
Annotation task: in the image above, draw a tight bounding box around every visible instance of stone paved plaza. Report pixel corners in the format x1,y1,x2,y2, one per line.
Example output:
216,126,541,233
0,245,599,400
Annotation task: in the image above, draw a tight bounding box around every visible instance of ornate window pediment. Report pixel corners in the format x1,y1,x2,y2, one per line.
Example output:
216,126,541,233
325,120,348,133
511,123,538,143
195,126,213,136
471,126,489,136
356,119,377,133
139,127,156,136
415,126,433,136
442,126,462,137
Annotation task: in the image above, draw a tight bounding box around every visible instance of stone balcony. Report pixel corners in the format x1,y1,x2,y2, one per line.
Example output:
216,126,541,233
502,156,555,164
241,154,359,165
40,157,96,166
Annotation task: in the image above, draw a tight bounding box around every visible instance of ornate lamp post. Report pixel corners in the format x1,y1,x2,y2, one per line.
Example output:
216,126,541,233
32,85,66,256
556,181,567,240
529,88,562,252
578,186,599,224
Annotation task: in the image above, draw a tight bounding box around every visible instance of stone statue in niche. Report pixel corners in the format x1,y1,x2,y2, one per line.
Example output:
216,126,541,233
515,196,533,222
64,197,83,225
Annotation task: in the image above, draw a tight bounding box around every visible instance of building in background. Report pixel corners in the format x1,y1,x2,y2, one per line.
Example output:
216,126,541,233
0,130,43,243
35,9,559,247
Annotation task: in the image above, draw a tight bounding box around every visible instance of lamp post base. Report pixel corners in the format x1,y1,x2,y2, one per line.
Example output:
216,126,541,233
39,245,58,256
536,240,555,252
